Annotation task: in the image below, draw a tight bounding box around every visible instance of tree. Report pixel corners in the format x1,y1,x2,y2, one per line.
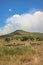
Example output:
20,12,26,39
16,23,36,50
5,37,10,42
21,36,29,41
29,36,34,41
36,37,43,41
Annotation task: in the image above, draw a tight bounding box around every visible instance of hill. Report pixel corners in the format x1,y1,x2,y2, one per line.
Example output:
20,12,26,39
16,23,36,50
0,30,43,65
0,30,43,41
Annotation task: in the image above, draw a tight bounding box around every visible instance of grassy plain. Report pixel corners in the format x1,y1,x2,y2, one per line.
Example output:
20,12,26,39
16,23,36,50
0,30,43,65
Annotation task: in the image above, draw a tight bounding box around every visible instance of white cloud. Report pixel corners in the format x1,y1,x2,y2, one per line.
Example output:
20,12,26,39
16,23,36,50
28,8,38,14
0,11,43,35
9,9,12,11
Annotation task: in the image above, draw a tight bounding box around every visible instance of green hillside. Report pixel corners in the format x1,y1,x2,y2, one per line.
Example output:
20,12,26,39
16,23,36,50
0,30,43,41
0,30,43,65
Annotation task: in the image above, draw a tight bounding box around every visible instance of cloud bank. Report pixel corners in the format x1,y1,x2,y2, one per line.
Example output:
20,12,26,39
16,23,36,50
0,11,43,35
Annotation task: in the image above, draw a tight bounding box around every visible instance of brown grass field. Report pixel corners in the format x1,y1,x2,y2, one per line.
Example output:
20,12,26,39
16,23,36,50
0,40,43,65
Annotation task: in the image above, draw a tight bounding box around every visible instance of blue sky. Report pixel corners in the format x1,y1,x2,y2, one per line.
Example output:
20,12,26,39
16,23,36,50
0,0,43,27
0,0,43,35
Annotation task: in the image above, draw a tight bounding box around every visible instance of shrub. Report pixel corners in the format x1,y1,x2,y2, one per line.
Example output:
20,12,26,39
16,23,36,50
29,36,34,41
21,36,29,41
5,37,10,42
36,37,43,41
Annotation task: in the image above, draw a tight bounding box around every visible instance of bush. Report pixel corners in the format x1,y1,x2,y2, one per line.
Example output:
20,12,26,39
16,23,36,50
29,36,34,41
21,36,29,41
5,37,10,42
36,37,43,41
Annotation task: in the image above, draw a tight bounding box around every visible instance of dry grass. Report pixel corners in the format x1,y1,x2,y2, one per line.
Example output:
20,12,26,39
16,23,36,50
0,41,43,65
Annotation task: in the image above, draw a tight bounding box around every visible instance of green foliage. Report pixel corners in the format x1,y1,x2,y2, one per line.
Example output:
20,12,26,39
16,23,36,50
0,46,36,56
0,30,43,41
29,36,34,41
36,37,43,41
5,37,10,42
21,36,29,41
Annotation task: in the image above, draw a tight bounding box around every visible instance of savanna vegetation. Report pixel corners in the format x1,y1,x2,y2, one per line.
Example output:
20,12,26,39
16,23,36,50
0,30,43,65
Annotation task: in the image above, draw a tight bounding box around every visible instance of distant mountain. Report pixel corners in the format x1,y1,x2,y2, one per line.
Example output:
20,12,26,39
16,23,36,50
0,30,43,41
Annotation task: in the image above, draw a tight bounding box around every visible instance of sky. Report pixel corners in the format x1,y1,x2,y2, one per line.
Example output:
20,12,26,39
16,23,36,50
0,0,43,35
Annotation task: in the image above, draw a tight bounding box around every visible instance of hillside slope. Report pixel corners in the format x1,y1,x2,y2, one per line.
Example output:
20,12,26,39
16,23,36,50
0,30,43,40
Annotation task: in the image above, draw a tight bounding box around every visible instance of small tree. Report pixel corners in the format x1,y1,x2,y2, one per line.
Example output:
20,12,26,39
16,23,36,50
21,36,29,41
36,37,43,41
5,37,10,42
29,36,34,41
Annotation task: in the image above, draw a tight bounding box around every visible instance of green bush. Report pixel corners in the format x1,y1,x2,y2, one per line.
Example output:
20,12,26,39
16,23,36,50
5,37,10,42
21,36,29,41
36,37,43,41
29,36,34,41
